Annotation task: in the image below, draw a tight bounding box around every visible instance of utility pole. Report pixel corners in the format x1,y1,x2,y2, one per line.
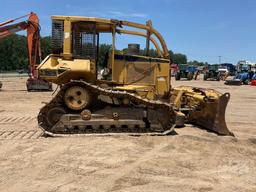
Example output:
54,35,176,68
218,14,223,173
218,56,222,64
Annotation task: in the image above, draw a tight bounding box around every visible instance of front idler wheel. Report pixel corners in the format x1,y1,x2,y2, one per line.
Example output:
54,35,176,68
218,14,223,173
45,106,67,128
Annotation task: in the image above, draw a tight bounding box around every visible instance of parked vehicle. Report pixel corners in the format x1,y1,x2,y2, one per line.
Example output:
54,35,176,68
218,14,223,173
170,63,178,77
175,64,197,80
204,64,220,81
221,63,236,76
218,66,229,80
250,73,256,86
225,64,254,85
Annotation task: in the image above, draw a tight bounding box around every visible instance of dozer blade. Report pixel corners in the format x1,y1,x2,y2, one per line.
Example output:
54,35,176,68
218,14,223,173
171,86,234,136
225,79,242,85
188,92,233,136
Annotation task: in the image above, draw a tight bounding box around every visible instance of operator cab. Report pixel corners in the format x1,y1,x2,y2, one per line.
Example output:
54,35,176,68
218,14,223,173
38,16,171,98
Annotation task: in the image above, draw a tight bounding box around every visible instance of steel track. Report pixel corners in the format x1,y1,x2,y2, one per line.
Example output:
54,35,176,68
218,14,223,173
38,80,176,135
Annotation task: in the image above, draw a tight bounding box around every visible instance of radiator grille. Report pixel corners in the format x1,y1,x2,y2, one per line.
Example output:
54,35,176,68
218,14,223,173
52,20,64,54
72,22,98,59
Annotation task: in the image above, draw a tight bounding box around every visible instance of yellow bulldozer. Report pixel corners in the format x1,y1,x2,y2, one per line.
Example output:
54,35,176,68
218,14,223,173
37,16,233,136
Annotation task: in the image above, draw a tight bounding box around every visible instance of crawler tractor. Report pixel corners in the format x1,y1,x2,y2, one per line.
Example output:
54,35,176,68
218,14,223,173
204,64,220,81
175,64,197,80
37,16,233,136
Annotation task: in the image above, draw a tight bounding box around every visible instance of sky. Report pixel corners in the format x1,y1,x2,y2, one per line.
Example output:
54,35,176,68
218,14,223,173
1,0,256,64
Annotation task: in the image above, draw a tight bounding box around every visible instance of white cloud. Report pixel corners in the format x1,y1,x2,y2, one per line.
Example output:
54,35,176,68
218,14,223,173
130,13,148,18
56,5,149,20
108,11,148,19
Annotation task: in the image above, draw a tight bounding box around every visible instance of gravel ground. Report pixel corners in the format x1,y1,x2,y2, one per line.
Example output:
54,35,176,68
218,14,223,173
0,76,255,192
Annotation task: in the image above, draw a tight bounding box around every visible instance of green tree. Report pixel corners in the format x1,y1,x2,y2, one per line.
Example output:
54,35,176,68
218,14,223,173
188,60,208,66
172,53,187,64
168,50,188,64
0,34,207,72
168,50,174,63
0,34,52,71
40,36,51,59
97,44,112,68
0,35,28,71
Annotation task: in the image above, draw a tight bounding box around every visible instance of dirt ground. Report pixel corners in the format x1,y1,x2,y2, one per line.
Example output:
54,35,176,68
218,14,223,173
0,76,255,192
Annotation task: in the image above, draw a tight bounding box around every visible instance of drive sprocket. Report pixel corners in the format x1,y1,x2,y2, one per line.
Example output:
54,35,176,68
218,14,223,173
64,85,92,110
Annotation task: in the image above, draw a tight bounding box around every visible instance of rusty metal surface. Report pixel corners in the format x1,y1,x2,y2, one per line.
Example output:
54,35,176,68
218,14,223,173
126,63,155,85
26,78,52,91
187,92,233,136
171,86,233,136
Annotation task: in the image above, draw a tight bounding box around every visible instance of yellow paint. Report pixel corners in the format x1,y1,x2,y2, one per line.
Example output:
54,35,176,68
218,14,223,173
38,15,171,99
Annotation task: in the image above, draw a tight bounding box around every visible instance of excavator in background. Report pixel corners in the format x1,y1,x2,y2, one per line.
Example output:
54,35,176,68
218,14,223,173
0,12,52,91
37,16,233,136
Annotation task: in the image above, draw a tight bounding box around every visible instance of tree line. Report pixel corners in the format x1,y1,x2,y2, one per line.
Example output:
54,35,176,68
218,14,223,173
0,35,51,71
0,34,206,71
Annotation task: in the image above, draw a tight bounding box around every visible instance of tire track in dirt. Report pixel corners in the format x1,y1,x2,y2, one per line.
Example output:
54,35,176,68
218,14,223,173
0,116,42,139
0,116,36,124
0,130,43,140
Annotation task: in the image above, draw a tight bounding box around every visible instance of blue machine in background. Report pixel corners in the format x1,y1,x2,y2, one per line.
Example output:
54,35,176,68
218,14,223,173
225,64,254,85
187,65,197,73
